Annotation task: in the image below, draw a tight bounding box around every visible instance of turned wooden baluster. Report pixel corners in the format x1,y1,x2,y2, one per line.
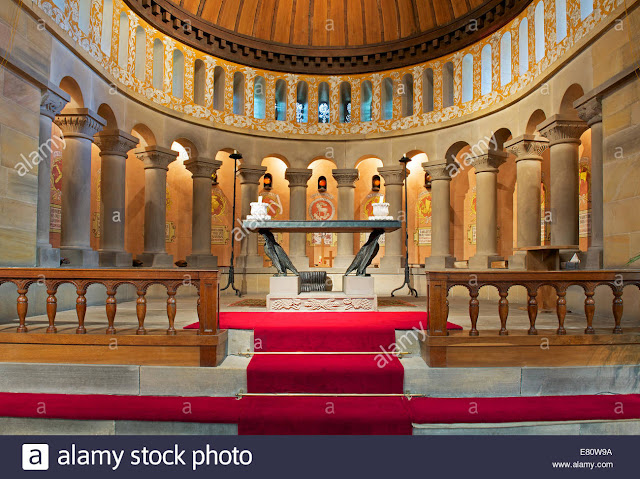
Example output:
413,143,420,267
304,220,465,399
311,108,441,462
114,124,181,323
136,288,147,335
527,288,538,335
105,287,117,334
76,287,87,334
167,287,177,335
556,287,567,335
46,285,58,333
469,290,479,336
584,287,595,334
498,289,509,336
612,289,623,334
16,282,29,333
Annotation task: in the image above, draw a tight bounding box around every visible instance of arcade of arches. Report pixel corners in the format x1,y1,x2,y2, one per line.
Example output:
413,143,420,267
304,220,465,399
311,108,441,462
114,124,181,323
0,0,639,306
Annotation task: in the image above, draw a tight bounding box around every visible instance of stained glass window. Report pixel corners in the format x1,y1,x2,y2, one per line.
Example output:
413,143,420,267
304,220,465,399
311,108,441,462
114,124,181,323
345,102,351,123
319,102,330,123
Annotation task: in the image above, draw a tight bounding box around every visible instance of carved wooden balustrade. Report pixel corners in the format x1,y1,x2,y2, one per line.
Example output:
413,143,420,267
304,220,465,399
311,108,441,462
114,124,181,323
0,268,226,367
424,271,640,367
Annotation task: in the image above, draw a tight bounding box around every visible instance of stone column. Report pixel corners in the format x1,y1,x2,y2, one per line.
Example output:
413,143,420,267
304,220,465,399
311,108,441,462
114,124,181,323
93,129,138,267
285,168,313,270
332,169,359,268
468,150,508,269
422,162,455,269
134,146,178,268
378,165,406,271
237,165,267,269
54,108,106,266
576,96,603,269
505,135,549,269
538,114,588,258
36,85,69,267
185,157,222,268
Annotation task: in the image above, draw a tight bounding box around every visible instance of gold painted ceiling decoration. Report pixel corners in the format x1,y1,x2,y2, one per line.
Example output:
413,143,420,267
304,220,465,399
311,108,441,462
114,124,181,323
125,0,532,73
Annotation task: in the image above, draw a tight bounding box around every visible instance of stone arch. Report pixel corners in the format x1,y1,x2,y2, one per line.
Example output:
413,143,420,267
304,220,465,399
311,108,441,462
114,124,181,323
307,155,337,168
59,76,84,109
490,128,513,151
526,109,547,134
97,104,118,130
170,137,199,160
130,123,156,147
261,153,290,168
559,83,585,117
444,141,471,163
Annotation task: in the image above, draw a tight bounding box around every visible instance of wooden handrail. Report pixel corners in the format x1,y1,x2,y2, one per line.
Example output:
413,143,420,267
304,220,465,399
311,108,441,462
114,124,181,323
426,270,640,337
0,268,219,337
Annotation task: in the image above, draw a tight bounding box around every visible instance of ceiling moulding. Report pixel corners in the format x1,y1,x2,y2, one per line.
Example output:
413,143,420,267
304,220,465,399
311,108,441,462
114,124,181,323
124,0,531,75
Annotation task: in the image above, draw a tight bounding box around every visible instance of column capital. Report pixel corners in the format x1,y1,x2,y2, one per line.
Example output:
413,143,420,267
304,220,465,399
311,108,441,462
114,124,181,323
238,165,267,184
93,129,139,157
134,146,179,170
284,168,313,187
332,168,359,187
184,157,222,178
504,134,549,161
575,96,602,126
40,85,70,120
537,114,588,146
54,108,106,140
422,161,452,181
377,165,407,185
469,149,508,173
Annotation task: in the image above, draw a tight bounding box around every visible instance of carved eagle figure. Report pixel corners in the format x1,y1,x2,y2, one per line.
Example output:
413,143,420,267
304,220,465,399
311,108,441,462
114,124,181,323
345,229,384,276
261,230,299,276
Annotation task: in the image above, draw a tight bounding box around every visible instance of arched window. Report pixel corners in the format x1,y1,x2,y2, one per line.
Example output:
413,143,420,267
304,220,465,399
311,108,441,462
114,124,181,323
118,12,129,69
275,79,286,121
443,62,454,108
580,0,593,19
534,2,545,62
462,54,473,103
233,72,245,115
481,45,492,96
193,59,205,106
254,76,266,119
100,0,114,55
556,0,568,41
134,27,146,81
381,77,393,120
78,0,90,33
519,18,529,75
339,82,351,123
318,82,330,123
423,69,434,113
152,38,163,90
296,81,308,123
213,66,224,111
172,50,184,98
401,74,414,117
360,80,372,121
500,32,512,86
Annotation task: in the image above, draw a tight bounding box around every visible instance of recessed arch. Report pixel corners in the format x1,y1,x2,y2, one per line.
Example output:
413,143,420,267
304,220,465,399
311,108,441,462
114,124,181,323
254,75,266,119
423,68,434,112
170,137,200,160
360,80,372,121
118,12,129,69
152,38,164,90
261,153,291,168
490,128,513,150
59,76,84,109
193,59,206,106
401,74,414,117
134,26,146,81
172,49,185,98
381,77,393,120
307,156,338,168
445,141,472,163
275,79,287,121
213,66,225,111
296,81,309,123
443,61,454,108
526,109,547,134
233,72,245,115
319,81,331,123
97,104,118,130
559,83,586,116
339,81,351,123
355,155,384,170
130,124,156,147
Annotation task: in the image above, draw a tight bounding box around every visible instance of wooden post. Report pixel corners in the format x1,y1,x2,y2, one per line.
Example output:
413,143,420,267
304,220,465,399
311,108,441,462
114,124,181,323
198,271,221,366
427,273,449,336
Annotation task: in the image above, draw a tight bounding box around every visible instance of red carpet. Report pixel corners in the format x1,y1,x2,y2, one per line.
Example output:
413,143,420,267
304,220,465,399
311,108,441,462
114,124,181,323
1,392,640,435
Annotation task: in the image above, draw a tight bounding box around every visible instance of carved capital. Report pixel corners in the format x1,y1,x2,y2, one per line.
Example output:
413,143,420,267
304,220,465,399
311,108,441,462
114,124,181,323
504,134,549,161
422,162,452,181
469,149,508,173
538,115,588,146
93,129,139,157
576,96,602,126
285,168,312,187
332,168,359,187
40,86,69,120
134,146,179,170
184,157,222,178
238,165,267,184
377,165,407,186
54,108,106,140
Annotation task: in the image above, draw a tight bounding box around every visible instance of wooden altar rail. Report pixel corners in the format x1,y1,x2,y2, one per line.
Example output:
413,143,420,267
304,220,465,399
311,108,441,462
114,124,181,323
0,268,226,367
423,271,640,367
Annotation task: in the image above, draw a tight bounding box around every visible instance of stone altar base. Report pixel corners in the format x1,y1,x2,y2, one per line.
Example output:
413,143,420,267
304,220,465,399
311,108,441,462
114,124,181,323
267,292,377,312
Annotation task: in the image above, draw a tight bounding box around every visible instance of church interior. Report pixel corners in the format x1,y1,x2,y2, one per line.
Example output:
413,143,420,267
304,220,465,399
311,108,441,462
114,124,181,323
0,0,639,436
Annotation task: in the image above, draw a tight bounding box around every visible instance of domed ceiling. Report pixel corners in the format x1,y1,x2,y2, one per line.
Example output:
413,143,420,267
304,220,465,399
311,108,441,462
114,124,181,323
126,0,531,73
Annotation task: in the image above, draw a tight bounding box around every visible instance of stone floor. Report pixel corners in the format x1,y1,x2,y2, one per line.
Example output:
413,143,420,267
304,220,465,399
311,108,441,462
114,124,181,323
0,289,636,334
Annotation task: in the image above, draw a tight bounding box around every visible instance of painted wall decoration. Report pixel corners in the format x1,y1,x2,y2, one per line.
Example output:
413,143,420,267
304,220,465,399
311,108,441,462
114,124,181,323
466,187,477,246
210,185,230,245
33,0,622,137
414,190,432,246
308,193,337,247
579,158,592,239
